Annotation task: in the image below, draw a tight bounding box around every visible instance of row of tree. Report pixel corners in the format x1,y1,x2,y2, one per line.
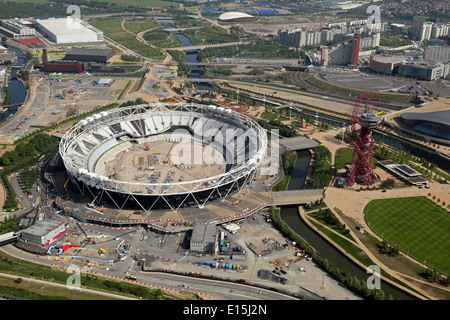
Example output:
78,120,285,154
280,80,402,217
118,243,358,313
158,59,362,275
0,133,58,167
0,0,147,19
268,206,392,300
305,145,332,189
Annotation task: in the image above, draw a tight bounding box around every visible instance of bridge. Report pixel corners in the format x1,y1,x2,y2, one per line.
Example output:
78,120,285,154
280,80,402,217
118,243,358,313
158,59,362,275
279,136,320,151
1,103,23,109
165,41,242,51
270,189,324,206
0,232,18,246
186,61,292,67
166,26,202,32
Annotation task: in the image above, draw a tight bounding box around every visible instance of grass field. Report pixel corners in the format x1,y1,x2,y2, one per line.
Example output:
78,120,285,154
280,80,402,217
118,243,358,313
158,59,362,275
334,148,378,170
11,0,177,7
364,196,450,275
90,18,165,60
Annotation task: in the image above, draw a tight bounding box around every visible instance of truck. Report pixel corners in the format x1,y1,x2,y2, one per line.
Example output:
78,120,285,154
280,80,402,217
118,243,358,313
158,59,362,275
126,273,137,280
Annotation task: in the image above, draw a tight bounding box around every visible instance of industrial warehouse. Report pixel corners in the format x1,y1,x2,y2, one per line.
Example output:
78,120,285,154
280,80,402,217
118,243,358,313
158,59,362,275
63,47,114,64
0,17,103,44
34,17,103,44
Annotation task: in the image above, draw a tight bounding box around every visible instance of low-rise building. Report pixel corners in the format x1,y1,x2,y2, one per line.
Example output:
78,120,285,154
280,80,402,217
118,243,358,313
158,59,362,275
190,225,218,254
0,20,36,39
369,54,407,75
424,45,450,62
20,220,66,246
398,60,449,81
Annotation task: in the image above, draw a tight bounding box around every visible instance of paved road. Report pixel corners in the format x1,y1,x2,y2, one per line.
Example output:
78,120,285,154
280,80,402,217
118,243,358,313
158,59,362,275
130,271,301,300
166,41,242,51
0,243,299,300
0,271,137,300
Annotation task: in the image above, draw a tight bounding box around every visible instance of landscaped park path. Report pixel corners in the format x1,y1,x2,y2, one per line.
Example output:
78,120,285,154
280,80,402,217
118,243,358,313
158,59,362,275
306,127,450,300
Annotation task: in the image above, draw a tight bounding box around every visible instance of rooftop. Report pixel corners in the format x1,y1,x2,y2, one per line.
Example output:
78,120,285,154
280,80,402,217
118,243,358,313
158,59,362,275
218,11,257,21
400,109,450,128
65,47,114,57
191,225,217,243
36,17,98,37
21,220,65,237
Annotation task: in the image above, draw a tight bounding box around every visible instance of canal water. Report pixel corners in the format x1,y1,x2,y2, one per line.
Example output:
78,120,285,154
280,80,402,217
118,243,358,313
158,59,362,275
279,148,415,300
161,22,212,91
287,150,311,190
0,43,27,123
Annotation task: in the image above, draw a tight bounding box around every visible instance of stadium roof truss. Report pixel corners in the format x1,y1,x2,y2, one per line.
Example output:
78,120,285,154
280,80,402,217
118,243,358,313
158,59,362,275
59,102,267,211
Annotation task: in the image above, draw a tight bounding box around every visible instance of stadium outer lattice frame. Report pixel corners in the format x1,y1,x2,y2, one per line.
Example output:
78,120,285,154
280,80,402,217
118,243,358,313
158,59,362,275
59,102,268,212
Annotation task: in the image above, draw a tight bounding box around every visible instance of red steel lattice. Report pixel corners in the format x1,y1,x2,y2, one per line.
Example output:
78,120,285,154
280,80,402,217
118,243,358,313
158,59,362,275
346,91,383,186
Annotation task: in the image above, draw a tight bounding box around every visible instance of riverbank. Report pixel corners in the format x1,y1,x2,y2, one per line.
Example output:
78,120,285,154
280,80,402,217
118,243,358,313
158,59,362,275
297,205,431,300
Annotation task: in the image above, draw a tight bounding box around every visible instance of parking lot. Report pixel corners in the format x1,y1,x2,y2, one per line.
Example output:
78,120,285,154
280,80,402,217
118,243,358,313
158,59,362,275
316,67,450,98
0,74,128,143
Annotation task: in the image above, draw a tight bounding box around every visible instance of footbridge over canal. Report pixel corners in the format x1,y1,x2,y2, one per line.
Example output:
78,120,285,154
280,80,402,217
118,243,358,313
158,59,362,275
270,189,324,206
0,232,18,246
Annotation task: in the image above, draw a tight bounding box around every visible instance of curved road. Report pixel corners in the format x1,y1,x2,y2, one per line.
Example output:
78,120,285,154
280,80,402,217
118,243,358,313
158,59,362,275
0,244,301,300
0,271,137,300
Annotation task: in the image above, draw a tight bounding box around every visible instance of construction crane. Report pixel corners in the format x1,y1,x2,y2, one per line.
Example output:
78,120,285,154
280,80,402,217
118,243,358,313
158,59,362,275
63,178,70,200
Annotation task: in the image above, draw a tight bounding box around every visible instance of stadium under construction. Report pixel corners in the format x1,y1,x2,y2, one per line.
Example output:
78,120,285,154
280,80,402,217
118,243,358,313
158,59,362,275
58,102,268,216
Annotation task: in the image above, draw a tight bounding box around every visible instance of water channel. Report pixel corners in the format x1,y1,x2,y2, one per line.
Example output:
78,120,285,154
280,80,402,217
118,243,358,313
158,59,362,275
161,22,212,91
280,150,417,300
0,43,27,123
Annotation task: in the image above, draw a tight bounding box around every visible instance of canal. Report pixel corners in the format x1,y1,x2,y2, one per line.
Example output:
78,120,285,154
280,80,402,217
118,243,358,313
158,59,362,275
161,22,212,91
0,43,27,123
279,148,417,300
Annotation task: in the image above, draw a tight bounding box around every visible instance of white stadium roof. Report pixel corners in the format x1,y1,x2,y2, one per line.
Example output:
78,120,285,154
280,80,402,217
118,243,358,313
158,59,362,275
218,11,257,21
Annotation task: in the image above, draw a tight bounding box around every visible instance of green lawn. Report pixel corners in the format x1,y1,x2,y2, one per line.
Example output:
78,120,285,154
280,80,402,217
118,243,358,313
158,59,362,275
364,196,450,275
335,148,354,170
334,148,378,169
123,21,160,34
11,0,177,7
262,112,277,121
90,18,165,60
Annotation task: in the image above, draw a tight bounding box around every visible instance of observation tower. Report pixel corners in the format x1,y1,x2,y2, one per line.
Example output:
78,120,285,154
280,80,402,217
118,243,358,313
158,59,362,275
346,91,384,186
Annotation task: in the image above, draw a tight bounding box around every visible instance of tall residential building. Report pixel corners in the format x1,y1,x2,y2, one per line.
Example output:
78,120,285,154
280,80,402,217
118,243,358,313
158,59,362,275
321,33,361,68
412,22,449,41
277,20,380,49
431,24,449,39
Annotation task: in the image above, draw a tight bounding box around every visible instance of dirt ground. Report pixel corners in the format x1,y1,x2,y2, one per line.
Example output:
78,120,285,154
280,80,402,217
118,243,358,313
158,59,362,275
97,137,226,193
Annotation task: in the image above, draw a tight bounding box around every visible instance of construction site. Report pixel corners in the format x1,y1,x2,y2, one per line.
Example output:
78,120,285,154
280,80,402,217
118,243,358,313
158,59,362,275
97,136,227,194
